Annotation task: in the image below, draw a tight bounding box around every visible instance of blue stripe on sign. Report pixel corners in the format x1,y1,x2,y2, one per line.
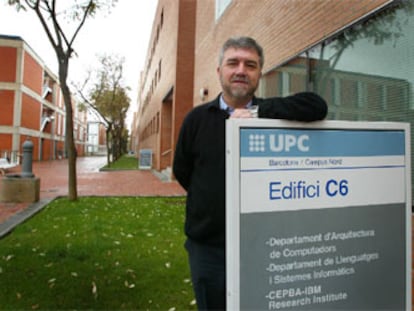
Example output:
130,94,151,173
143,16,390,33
240,129,405,157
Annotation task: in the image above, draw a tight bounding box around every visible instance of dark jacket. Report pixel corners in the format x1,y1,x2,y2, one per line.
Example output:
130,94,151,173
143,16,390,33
173,92,327,247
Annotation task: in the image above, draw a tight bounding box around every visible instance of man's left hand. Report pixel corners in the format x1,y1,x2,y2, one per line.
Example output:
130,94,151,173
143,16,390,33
231,109,255,118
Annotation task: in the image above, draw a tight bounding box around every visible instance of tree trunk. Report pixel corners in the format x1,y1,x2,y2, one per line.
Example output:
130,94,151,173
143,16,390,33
59,57,78,201
106,125,112,166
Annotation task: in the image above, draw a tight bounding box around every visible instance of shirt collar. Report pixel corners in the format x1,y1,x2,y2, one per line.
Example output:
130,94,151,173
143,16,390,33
219,95,253,115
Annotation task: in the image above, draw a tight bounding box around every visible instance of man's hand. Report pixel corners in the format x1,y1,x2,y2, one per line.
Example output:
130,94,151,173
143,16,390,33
230,108,257,118
231,109,251,118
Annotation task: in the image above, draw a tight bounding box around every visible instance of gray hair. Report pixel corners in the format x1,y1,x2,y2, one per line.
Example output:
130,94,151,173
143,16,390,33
218,36,264,68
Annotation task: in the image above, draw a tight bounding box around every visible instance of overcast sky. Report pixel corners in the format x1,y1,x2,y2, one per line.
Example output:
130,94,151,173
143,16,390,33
0,1,158,124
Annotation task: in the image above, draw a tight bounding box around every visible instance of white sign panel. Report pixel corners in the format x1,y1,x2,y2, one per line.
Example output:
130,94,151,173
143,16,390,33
139,149,152,170
226,120,411,310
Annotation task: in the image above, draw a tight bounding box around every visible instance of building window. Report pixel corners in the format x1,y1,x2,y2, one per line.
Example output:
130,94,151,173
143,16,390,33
158,60,162,81
215,0,231,20
310,3,413,123
257,1,414,200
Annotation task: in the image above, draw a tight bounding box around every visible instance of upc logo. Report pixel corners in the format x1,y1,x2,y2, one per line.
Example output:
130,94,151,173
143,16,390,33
248,134,310,153
249,134,266,152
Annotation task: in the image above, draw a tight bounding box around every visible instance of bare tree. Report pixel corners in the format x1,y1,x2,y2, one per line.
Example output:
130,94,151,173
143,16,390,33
8,0,117,200
76,54,130,166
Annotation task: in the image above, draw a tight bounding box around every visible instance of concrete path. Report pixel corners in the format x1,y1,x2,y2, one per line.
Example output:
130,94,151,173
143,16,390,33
0,156,185,236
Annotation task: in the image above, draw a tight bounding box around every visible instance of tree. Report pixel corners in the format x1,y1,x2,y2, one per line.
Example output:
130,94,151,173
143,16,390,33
77,54,130,166
8,0,117,200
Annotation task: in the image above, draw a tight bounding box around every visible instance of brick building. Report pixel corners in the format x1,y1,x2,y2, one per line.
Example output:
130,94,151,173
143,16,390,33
135,0,196,174
135,0,414,187
0,35,87,162
193,0,391,102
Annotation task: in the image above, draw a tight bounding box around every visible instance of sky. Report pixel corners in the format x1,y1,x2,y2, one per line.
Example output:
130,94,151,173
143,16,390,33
0,0,158,126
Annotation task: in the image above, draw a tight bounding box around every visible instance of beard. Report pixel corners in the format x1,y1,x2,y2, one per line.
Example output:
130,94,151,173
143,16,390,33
220,75,257,102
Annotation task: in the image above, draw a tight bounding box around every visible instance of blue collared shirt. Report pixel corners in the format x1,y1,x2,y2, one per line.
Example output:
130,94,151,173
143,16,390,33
219,95,253,115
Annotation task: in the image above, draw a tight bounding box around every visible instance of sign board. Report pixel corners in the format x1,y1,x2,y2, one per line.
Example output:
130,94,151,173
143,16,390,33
139,149,152,170
226,119,411,310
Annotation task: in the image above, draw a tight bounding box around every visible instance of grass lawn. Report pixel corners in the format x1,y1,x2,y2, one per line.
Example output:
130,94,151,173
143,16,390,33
0,196,196,310
101,155,139,170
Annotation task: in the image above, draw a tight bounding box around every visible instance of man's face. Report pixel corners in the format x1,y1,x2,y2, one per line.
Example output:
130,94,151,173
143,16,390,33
217,47,262,107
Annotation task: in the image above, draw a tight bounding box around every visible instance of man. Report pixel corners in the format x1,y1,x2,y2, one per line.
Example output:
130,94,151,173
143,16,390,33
173,36,327,310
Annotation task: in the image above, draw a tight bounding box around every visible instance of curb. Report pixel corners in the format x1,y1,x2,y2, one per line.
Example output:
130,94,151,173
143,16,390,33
0,198,54,238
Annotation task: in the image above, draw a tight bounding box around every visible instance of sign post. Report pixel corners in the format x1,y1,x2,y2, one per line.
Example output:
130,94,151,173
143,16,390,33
226,119,411,310
139,149,152,170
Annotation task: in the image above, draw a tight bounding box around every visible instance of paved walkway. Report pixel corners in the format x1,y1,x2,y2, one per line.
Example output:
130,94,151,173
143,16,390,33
0,156,185,236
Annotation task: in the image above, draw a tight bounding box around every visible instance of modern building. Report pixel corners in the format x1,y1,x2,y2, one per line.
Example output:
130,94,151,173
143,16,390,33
0,35,87,162
85,109,107,155
134,0,414,190
135,0,196,174
86,121,107,155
